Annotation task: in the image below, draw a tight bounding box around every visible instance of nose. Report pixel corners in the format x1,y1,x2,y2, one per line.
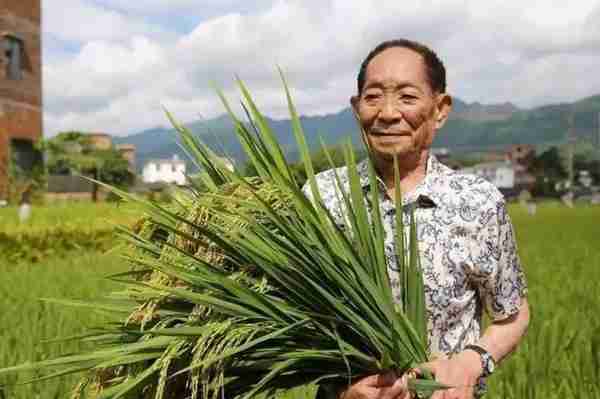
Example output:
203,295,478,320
378,96,402,124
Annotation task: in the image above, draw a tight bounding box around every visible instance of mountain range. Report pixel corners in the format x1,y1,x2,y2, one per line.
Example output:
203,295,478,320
113,94,600,171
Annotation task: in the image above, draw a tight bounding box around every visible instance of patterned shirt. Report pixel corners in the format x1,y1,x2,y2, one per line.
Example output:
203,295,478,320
302,155,528,357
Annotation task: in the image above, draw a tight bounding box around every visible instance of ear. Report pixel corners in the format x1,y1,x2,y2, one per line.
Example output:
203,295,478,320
434,93,452,130
350,95,359,114
350,94,372,151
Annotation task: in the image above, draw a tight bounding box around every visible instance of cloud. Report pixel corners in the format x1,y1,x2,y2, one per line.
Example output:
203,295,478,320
43,0,600,137
43,0,176,44
95,0,273,15
45,36,167,113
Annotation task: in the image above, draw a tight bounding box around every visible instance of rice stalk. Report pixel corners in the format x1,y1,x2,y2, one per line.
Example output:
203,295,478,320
0,74,447,398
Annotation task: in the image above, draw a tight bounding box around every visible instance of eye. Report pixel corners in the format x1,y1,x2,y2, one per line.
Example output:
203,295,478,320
362,92,382,105
400,94,418,103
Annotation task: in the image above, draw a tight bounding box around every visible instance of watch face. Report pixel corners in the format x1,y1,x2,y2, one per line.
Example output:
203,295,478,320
465,345,495,377
484,353,495,375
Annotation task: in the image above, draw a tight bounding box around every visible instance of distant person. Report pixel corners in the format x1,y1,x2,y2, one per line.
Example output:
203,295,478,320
519,191,537,216
527,200,537,216
18,188,32,223
561,191,574,208
307,39,530,399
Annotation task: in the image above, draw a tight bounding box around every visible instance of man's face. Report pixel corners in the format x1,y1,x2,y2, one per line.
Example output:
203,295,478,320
351,47,449,164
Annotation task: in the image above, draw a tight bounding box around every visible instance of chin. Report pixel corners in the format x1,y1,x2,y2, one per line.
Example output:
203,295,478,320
371,146,416,162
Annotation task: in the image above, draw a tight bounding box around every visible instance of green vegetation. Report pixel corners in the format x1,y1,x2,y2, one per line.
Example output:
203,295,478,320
0,81,444,399
0,203,139,263
44,132,133,188
1,86,599,398
488,203,600,398
0,202,138,229
243,144,366,187
0,252,127,399
0,203,598,398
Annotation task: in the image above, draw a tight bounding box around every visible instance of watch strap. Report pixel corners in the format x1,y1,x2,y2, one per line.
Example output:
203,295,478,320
464,344,495,378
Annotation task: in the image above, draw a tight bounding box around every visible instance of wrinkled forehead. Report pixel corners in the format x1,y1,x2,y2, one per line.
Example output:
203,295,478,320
364,47,431,91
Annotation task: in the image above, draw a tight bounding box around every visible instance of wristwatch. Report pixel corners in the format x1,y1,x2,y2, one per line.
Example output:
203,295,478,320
464,344,496,378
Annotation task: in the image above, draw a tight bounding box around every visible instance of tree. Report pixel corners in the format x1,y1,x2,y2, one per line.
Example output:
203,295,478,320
44,132,134,201
530,147,566,179
530,147,567,197
574,154,600,187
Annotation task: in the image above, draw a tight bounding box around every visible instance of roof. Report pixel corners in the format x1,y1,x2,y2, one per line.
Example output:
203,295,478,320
144,159,186,166
464,161,515,170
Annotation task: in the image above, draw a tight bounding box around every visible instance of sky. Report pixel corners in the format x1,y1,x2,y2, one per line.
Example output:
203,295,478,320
43,0,600,137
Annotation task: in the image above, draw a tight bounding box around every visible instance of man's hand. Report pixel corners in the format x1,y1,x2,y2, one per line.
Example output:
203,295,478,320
420,351,482,399
339,371,412,399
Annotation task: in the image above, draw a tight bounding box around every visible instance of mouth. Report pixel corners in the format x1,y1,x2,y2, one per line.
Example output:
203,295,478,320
369,130,411,137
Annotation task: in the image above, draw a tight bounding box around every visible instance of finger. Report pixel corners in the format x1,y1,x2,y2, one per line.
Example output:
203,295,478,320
359,387,380,398
395,383,413,399
341,385,378,399
449,387,464,399
398,390,412,399
430,390,444,399
358,374,382,387
369,371,398,387
453,386,472,399
414,362,436,377
380,373,409,399
443,387,461,399
356,373,389,388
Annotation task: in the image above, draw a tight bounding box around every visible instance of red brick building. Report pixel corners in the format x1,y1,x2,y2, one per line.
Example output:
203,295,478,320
0,0,42,201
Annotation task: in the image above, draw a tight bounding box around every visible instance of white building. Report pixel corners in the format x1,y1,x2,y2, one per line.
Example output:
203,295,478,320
578,170,593,188
460,161,515,189
142,155,186,185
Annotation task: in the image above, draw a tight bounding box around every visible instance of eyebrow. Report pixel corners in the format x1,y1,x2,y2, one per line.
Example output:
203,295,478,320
363,81,424,93
362,82,429,96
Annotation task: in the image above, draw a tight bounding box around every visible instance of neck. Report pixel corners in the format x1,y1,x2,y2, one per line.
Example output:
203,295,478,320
375,150,429,197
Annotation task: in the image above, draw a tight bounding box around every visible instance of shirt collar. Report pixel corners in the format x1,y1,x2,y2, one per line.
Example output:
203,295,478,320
356,154,448,207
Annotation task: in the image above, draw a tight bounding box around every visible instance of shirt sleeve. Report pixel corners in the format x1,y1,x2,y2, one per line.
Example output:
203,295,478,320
301,181,313,201
301,171,348,226
471,197,528,321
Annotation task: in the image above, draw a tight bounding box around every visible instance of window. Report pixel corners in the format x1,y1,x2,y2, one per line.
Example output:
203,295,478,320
10,139,42,174
3,35,23,80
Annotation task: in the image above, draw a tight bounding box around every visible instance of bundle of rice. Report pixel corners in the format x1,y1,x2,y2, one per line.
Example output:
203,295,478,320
0,75,448,399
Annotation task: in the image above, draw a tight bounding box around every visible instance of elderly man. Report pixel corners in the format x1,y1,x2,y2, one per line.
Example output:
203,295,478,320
308,39,530,399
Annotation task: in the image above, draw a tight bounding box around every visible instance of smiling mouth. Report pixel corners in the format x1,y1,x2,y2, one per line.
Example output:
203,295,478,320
369,131,411,137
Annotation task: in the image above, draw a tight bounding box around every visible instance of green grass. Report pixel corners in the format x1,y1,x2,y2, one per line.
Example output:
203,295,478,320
0,202,138,231
0,252,128,399
487,203,600,398
0,202,599,398
0,202,140,263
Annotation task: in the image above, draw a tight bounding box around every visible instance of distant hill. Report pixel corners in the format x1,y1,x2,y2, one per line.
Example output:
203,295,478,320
450,98,519,122
114,95,600,171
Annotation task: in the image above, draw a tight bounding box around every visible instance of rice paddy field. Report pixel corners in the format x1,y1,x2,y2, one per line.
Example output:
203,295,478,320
0,201,599,398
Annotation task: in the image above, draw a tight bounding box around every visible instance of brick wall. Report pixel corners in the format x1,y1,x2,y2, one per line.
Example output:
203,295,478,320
0,0,42,200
